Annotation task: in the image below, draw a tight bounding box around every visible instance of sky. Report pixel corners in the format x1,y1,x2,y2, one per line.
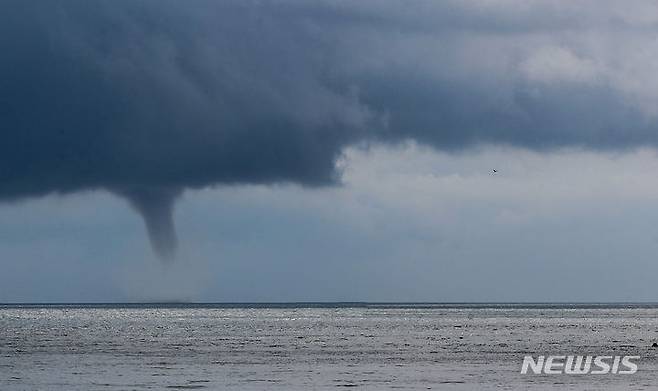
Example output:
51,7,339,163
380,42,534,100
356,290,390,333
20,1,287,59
3,1,658,302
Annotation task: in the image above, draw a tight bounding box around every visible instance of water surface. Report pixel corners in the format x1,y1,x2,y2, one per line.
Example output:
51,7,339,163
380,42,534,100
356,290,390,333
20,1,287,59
1,303,657,390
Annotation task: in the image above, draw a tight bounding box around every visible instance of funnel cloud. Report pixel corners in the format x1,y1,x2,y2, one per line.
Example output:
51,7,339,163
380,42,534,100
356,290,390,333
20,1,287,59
117,187,180,261
3,1,658,259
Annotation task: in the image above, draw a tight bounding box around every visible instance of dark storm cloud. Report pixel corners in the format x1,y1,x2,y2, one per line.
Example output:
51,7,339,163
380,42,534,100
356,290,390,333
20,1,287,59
2,0,658,258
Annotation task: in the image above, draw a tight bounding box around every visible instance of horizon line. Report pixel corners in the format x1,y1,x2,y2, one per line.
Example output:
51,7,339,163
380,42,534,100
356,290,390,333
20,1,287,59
2,301,658,308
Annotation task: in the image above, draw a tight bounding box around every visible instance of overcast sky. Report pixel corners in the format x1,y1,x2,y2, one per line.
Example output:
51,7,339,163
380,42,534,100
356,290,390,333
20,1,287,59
4,1,658,302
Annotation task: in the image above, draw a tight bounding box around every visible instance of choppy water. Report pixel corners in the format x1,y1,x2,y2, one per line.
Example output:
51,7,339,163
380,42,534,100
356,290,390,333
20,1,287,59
1,303,658,390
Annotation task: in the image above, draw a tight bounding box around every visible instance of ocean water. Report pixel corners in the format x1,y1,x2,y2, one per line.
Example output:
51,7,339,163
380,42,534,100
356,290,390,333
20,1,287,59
1,303,657,390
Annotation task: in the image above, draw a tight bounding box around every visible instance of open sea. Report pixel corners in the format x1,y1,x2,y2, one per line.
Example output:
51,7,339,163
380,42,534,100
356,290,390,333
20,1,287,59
1,303,657,390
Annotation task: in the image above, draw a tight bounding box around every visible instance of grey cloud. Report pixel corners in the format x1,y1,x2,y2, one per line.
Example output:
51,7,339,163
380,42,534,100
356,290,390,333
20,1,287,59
2,0,658,258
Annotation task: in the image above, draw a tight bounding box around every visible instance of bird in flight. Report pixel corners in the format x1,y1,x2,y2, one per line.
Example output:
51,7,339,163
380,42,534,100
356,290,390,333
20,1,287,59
492,169,498,173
